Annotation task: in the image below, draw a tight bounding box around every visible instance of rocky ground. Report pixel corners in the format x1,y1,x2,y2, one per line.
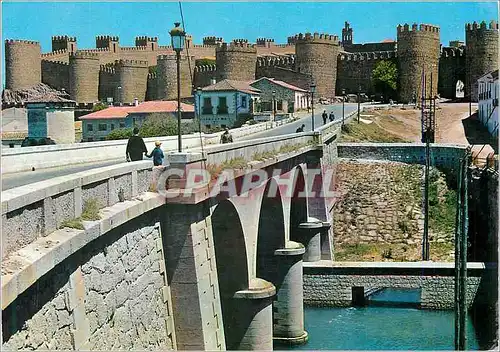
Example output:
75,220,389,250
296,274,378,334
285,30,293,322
333,160,456,262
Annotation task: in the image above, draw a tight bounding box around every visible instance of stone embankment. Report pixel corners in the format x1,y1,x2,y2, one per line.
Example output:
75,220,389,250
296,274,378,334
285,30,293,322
332,159,455,261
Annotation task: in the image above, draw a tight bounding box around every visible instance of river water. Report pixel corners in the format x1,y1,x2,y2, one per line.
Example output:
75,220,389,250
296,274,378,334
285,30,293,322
277,306,480,350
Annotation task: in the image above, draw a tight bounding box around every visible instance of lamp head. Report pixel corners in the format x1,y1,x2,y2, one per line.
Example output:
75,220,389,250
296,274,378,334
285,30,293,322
170,22,186,52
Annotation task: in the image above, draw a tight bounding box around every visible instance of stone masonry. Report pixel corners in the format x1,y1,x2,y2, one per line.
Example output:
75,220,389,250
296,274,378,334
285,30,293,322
2,210,176,350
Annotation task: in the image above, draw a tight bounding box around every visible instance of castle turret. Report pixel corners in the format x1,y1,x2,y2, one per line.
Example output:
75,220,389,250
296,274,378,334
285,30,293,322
5,39,41,90
216,39,257,81
465,20,499,101
157,54,195,100
397,23,440,103
135,36,158,51
294,32,340,98
52,35,77,53
342,22,353,46
69,51,100,103
203,36,224,46
256,38,275,48
115,59,149,103
96,35,119,53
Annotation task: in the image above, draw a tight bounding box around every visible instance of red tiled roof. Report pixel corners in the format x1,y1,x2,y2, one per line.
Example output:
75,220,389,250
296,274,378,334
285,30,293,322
79,101,194,120
79,107,130,120
128,100,194,114
382,38,395,43
251,77,307,92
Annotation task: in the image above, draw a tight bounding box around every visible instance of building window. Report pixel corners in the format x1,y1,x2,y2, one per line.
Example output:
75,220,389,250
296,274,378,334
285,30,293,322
203,97,212,114
87,124,93,132
119,122,126,128
110,123,115,130
98,123,107,131
241,96,247,109
218,97,228,114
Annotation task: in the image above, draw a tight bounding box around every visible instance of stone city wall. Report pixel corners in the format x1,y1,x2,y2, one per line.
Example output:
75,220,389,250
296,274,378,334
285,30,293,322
438,46,466,99
41,60,69,91
303,262,484,309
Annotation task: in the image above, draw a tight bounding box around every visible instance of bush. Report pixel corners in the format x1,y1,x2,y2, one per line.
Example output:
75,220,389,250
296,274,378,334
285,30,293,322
92,102,108,112
106,128,133,140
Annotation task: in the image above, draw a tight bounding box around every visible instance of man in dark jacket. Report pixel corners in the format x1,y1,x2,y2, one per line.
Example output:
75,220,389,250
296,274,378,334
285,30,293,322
220,128,233,144
329,111,335,122
296,124,305,133
322,110,328,124
126,127,148,162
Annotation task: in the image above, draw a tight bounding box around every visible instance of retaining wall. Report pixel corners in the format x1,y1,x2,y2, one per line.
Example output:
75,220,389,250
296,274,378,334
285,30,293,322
303,261,484,309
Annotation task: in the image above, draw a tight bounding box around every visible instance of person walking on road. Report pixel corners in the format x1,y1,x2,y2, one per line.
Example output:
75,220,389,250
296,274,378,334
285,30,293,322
329,111,335,122
147,141,164,166
296,124,305,133
322,110,328,125
220,128,233,144
126,127,148,162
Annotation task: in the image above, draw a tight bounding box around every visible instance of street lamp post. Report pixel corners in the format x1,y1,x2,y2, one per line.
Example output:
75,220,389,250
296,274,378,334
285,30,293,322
357,85,361,124
170,22,186,153
196,86,202,121
310,83,316,131
341,89,346,128
272,90,276,122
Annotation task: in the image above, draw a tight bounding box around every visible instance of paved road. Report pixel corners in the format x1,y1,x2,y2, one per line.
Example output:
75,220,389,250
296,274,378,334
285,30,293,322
2,103,358,191
240,103,358,140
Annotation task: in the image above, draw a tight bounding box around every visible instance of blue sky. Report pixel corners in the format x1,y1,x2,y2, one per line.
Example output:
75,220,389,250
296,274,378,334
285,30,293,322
1,1,498,85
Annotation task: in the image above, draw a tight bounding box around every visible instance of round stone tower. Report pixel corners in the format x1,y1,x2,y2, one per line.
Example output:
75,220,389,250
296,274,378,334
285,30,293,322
465,20,499,102
115,59,149,103
5,39,41,90
294,33,340,98
397,23,441,103
69,51,100,103
216,39,257,81
156,54,195,100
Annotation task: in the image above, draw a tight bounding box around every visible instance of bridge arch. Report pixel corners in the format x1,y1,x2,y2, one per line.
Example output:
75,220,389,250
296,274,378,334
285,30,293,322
211,199,250,349
290,165,309,244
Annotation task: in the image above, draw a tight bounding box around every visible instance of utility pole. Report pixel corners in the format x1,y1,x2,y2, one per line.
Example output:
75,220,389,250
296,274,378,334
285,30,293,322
421,70,436,261
357,86,361,123
342,89,346,128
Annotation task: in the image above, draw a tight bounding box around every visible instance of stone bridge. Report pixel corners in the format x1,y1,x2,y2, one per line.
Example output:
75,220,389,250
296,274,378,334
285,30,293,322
1,111,492,350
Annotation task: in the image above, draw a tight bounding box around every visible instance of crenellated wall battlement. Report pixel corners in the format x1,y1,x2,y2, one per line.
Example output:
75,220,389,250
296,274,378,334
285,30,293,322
397,23,440,34
338,51,397,61
70,51,100,59
42,59,69,66
135,36,158,42
440,46,465,58
292,32,340,44
114,59,149,67
4,39,40,46
217,41,257,52
41,49,69,58
77,48,110,53
466,20,499,31
52,35,76,42
256,55,296,67
99,63,116,74
194,64,217,73
203,36,224,45
96,35,120,41
120,46,150,51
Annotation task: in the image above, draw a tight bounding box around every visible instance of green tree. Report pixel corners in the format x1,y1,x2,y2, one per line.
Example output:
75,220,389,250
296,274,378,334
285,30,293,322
195,58,216,66
372,60,398,102
92,102,108,112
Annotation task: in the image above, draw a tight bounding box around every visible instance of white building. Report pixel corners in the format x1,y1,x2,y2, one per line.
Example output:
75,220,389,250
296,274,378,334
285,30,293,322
477,69,498,136
197,80,261,128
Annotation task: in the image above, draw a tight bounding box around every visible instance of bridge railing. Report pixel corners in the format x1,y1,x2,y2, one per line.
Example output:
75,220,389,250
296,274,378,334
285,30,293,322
1,160,152,260
1,121,277,174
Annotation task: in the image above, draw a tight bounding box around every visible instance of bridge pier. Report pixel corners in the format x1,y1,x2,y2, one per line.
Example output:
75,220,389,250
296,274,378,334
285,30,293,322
297,218,325,262
227,278,276,350
273,241,308,345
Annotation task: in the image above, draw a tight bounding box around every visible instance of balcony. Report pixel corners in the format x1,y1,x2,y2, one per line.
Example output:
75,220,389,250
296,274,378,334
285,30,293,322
202,107,213,115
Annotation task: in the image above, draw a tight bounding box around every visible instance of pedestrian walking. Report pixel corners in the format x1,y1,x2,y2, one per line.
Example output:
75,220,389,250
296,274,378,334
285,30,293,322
329,111,335,122
296,124,305,133
147,141,164,166
322,110,328,124
220,128,233,144
126,127,148,162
